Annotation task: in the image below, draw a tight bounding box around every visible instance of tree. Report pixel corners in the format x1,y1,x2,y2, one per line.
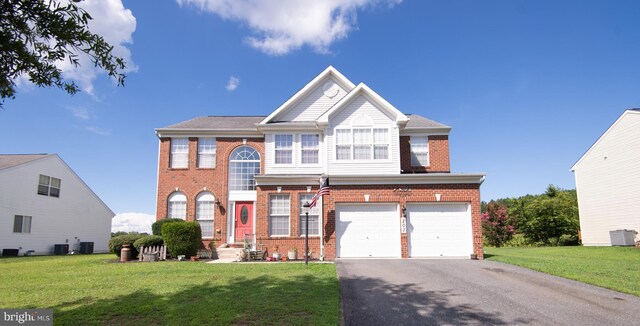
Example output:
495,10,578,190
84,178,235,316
1,0,126,107
481,201,515,247
520,187,579,244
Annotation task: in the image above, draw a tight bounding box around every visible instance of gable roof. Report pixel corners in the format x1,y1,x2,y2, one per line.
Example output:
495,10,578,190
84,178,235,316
316,82,409,127
571,109,640,171
260,66,356,125
155,116,265,137
0,154,50,171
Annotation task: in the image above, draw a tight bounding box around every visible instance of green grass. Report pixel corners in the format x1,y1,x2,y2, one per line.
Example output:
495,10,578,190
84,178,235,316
485,246,640,296
0,254,340,325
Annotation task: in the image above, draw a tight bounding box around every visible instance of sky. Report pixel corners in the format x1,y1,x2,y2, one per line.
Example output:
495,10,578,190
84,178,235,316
2,0,640,233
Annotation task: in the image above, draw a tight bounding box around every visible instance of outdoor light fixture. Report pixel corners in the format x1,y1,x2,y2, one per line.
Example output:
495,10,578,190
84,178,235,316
402,205,407,218
303,201,311,265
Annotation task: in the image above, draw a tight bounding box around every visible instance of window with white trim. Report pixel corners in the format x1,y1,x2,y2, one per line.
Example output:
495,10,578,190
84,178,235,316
196,192,215,238
300,134,319,164
229,146,260,191
13,215,32,233
274,134,293,164
198,138,216,168
299,194,320,236
410,136,429,166
168,192,187,219
170,138,189,168
269,194,290,236
38,174,61,197
335,127,390,161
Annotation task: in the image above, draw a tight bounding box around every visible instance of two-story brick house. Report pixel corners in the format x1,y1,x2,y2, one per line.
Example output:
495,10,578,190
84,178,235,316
155,66,485,260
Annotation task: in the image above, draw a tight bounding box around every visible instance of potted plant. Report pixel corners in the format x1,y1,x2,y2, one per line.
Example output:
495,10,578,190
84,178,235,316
288,247,298,260
272,245,281,260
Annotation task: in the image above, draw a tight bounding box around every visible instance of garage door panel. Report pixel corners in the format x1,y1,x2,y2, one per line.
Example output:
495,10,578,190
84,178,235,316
407,203,473,258
337,204,400,258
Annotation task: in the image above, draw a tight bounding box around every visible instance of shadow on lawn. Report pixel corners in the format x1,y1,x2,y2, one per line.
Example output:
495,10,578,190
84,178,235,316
52,273,339,326
340,276,532,326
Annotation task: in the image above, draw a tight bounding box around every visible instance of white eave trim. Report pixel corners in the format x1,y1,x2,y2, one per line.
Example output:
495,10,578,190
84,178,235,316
259,66,356,125
155,128,263,138
316,83,409,127
255,174,322,186
570,109,640,171
330,173,486,185
255,123,321,132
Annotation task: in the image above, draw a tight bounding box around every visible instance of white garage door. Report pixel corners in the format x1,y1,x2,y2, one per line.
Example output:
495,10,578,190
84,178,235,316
407,203,473,258
336,204,400,258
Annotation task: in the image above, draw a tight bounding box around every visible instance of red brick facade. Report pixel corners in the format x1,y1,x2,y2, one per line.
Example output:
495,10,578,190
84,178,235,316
156,134,483,260
400,135,450,173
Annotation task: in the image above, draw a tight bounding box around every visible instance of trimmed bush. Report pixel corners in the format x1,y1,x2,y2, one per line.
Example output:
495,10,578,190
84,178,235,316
162,221,202,258
108,234,145,258
152,218,185,236
559,234,580,246
133,235,164,250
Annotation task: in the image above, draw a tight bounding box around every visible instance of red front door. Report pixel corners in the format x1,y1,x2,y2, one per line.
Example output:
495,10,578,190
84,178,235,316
235,202,253,241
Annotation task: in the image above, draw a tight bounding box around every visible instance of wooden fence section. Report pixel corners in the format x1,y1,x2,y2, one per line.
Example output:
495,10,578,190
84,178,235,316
139,245,167,261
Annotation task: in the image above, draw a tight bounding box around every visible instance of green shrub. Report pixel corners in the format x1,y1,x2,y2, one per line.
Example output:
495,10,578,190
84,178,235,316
133,235,164,250
548,237,559,246
162,221,202,258
152,218,185,236
559,234,580,246
108,234,145,258
502,234,532,247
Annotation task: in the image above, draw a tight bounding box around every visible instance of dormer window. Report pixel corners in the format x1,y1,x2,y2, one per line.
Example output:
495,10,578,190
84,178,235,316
335,127,389,161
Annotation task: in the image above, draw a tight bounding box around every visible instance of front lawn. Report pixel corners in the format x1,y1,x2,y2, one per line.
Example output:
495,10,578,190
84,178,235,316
0,254,340,325
485,246,640,296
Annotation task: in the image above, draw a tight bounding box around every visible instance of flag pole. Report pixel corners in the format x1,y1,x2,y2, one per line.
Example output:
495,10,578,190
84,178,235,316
303,202,310,266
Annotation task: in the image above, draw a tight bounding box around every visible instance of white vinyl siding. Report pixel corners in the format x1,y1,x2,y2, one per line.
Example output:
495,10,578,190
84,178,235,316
269,194,290,236
572,111,640,246
13,215,32,233
275,134,293,164
198,138,216,168
168,192,187,219
411,137,429,166
170,138,189,168
196,192,215,238
278,78,349,122
299,194,320,236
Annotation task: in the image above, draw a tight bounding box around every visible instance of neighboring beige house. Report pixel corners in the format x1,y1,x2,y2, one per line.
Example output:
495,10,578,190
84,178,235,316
571,109,640,245
0,154,114,255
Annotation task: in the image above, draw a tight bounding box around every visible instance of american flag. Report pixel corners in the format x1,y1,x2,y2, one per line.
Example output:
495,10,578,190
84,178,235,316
308,178,330,208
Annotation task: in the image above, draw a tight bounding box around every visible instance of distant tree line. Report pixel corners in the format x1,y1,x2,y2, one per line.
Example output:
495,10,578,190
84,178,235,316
481,185,580,247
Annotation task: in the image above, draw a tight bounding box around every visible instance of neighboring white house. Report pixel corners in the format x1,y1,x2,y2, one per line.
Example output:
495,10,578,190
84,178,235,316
0,154,114,255
571,109,640,245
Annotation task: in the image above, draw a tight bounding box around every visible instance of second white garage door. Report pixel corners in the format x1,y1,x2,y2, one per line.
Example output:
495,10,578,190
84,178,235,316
336,204,400,258
407,203,473,258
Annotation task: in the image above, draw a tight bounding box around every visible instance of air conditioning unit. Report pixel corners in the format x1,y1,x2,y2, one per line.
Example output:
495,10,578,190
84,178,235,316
79,242,94,254
609,230,636,246
54,244,69,255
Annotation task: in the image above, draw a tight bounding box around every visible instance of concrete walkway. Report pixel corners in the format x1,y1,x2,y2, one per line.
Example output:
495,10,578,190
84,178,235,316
206,247,242,264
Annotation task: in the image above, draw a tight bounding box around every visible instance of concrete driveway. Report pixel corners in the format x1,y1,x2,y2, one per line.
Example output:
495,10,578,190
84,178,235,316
337,259,639,325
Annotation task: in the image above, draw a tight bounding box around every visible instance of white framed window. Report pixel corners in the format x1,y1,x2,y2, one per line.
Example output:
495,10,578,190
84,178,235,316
168,192,187,219
229,146,261,191
274,134,293,164
170,138,189,168
196,192,215,238
335,127,390,161
198,138,216,168
299,194,320,236
411,136,429,166
269,194,290,236
300,134,319,164
13,215,32,233
38,174,61,198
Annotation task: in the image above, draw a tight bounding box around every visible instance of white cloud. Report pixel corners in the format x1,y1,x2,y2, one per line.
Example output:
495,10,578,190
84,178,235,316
177,0,402,55
112,212,155,234
71,106,93,120
85,126,111,136
226,76,240,91
56,0,137,95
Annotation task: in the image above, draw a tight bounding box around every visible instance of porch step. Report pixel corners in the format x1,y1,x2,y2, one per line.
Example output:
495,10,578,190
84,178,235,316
207,247,243,264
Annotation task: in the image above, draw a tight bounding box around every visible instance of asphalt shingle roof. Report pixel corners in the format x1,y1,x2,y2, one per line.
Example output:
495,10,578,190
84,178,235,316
405,114,450,129
0,154,49,170
161,116,265,130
